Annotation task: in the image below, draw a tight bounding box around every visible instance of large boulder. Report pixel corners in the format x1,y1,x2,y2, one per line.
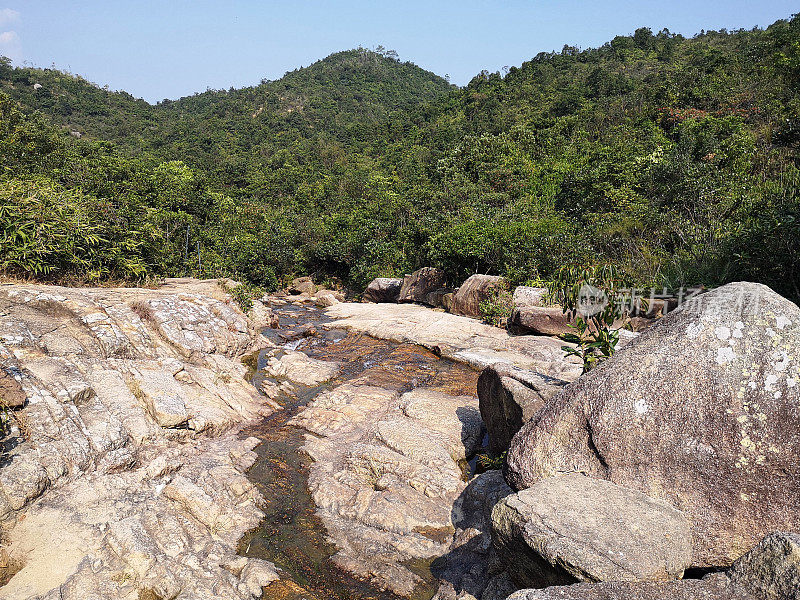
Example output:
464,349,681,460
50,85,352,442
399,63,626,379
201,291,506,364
424,287,456,310
513,286,549,308
363,278,403,303
398,267,447,304
450,275,506,317
507,531,800,600
478,363,569,454
505,282,800,568
288,276,316,295
509,306,575,336
492,474,692,589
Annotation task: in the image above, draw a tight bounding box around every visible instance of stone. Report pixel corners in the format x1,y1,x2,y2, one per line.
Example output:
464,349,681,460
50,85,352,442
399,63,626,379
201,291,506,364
491,474,692,588
0,367,26,408
314,290,343,307
478,362,569,454
513,287,549,308
507,531,800,600
509,305,575,336
266,351,340,386
431,471,514,600
135,369,189,428
505,282,800,568
0,280,280,600
288,276,315,295
425,287,456,310
291,382,484,596
727,531,800,600
398,267,448,304
450,275,506,318
324,302,582,379
362,278,403,303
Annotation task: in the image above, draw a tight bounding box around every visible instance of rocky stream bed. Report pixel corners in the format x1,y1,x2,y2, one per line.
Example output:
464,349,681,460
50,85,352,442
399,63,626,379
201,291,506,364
0,276,798,600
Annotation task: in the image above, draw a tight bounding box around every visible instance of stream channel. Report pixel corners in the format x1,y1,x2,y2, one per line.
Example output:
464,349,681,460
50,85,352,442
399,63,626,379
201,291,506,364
237,301,481,600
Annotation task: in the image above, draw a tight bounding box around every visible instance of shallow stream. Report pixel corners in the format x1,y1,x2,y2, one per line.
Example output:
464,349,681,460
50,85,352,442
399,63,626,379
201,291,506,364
238,302,480,600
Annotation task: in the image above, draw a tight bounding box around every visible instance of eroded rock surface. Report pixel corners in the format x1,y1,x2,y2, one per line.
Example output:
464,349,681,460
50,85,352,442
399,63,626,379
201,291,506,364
324,302,582,378
363,278,403,303
505,282,800,568
291,379,485,597
491,474,692,588
398,267,448,304
450,275,505,318
507,531,800,600
0,280,283,599
478,362,569,454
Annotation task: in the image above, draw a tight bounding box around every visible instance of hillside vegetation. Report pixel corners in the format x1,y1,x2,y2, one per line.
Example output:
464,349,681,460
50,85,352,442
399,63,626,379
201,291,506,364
1,18,799,299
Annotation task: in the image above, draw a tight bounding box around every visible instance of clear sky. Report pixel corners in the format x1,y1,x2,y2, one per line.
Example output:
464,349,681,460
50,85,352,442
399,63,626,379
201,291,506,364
1,1,797,103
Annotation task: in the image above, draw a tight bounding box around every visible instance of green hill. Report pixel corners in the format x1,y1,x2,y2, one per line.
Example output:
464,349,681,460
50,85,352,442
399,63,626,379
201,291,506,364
0,18,798,299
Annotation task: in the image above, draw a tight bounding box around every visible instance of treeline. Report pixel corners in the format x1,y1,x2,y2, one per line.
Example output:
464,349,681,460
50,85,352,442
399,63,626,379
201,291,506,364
0,20,799,299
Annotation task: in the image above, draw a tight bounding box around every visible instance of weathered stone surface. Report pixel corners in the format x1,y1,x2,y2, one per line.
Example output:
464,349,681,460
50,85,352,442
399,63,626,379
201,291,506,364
478,362,569,454
507,530,800,600
289,276,316,295
425,287,456,310
0,280,281,599
324,302,582,379
451,275,505,318
513,287,548,308
291,383,484,596
398,267,448,304
506,282,800,568
314,290,342,307
362,278,403,303
509,305,575,336
506,575,753,600
266,350,340,387
0,367,26,407
491,474,692,588
727,531,800,600
431,470,514,600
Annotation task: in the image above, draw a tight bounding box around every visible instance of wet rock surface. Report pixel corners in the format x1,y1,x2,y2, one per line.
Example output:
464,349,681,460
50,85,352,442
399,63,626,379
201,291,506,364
323,301,582,378
505,282,800,569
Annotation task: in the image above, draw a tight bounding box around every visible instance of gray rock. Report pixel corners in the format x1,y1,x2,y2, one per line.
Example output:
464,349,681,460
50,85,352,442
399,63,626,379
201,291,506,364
451,275,506,318
506,282,800,568
425,287,456,310
513,287,549,308
507,530,800,600
728,531,800,600
492,474,692,588
362,277,403,303
478,362,568,454
398,267,448,304
509,305,575,336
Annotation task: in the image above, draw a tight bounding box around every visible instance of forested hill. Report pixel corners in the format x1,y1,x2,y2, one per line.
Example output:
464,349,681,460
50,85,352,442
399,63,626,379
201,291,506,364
0,49,453,166
0,17,799,300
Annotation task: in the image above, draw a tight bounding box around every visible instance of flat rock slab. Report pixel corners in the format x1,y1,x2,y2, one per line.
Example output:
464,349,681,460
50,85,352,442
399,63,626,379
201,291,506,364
507,531,800,600
324,302,582,380
492,474,692,588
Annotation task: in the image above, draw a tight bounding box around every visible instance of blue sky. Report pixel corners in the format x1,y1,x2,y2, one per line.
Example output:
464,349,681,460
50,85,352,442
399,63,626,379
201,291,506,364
1,1,797,103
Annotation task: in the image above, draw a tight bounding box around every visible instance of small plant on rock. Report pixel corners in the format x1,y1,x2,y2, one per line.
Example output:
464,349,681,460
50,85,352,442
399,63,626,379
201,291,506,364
220,280,265,313
549,264,632,373
479,284,513,327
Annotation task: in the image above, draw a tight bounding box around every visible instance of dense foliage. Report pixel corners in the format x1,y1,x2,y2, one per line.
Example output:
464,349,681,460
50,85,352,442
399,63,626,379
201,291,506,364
1,19,799,299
